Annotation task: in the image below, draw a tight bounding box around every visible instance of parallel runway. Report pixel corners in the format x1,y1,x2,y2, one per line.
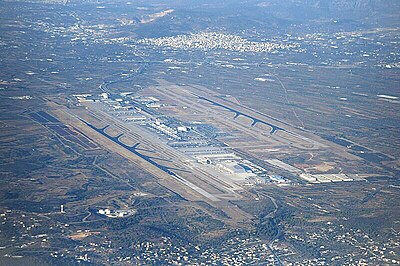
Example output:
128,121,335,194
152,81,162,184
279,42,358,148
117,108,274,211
81,119,221,202
195,94,287,134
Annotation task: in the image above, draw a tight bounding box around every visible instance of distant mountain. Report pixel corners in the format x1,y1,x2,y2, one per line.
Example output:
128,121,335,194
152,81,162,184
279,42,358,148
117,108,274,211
255,0,400,20
318,0,399,14
4,0,67,4
5,0,398,28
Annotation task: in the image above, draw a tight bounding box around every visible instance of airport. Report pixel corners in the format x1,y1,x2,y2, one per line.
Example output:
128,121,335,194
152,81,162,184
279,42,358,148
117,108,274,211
66,80,366,207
